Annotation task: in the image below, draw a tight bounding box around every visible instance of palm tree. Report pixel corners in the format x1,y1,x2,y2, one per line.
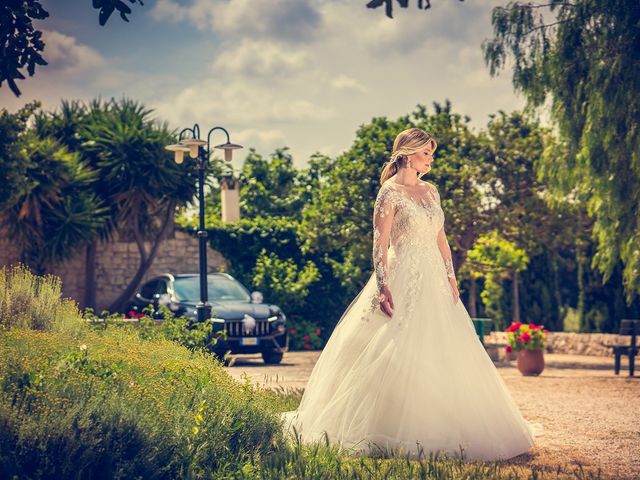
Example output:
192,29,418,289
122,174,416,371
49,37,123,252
3,134,108,274
79,98,200,312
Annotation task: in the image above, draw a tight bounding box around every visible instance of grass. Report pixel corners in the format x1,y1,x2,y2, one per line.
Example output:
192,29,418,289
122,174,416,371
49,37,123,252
0,264,602,479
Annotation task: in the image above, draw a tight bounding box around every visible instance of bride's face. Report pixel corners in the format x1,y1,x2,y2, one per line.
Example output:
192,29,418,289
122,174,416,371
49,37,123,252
408,141,437,174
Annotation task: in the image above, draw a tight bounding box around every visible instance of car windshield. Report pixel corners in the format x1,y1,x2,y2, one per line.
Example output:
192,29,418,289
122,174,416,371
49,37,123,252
173,276,251,303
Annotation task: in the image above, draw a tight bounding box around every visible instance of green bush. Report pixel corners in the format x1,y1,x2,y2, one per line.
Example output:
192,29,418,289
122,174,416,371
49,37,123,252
0,328,288,479
251,248,320,314
287,318,324,351
0,263,82,333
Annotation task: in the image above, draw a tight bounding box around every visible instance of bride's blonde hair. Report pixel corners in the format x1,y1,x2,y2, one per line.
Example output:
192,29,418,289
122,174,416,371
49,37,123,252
380,127,437,185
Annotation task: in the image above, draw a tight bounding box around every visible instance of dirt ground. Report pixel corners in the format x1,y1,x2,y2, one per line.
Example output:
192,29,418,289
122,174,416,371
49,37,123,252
224,351,640,479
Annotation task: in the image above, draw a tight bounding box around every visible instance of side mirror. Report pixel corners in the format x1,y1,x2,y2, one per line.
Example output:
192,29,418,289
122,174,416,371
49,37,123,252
250,291,263,304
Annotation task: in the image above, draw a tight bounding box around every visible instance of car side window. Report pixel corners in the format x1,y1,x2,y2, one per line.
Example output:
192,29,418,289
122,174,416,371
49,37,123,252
156,280,168,295
140,280,159,300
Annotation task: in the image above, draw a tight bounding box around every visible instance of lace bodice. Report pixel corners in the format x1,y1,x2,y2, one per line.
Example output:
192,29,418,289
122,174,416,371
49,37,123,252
371,176,456,306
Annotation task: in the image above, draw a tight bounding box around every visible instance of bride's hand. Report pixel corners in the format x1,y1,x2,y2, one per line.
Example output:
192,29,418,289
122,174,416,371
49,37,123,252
449,277,459,304
378,286,394,318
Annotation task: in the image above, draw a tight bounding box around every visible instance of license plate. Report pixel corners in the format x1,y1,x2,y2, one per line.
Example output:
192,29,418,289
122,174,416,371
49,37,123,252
240,337,258,345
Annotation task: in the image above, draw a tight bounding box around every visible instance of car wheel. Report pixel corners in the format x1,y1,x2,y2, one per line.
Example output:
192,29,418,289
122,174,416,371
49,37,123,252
262,351,283,364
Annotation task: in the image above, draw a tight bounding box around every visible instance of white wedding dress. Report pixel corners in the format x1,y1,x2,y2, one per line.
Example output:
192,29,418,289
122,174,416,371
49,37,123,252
280,175,543,461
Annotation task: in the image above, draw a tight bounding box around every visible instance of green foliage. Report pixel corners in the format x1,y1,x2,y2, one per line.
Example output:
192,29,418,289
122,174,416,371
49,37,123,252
0,264,83,333
300,102,489,289
0,0,48,97
187,217,304,288
0,267,599,479
0,329,284,479
252,248,320,314
466,231,529,330
239,147,313,220
0,103,40,207
86,304,220,353
5,97,202,310
2,134,108,271
93,0,144,25
483,0,640,302
286,318,324,351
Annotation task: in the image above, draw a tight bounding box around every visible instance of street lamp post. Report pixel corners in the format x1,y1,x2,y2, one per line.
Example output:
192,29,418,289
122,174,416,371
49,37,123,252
165,124,243,323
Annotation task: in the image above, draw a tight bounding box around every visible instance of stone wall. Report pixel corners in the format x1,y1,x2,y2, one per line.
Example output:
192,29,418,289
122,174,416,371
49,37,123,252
0,227,228,312
485,331,630,357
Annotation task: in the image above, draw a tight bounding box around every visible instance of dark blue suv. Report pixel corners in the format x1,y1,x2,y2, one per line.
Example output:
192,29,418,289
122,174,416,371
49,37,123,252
125,273,288,364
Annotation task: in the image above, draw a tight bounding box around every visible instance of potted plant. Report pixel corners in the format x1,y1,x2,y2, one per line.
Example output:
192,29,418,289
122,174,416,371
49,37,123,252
504,322,549,375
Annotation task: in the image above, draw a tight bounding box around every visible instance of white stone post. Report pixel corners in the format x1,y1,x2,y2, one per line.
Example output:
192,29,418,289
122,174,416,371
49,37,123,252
220,177,240,222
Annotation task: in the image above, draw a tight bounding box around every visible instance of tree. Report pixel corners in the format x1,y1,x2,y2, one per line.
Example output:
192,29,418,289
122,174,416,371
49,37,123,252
482,0,640,302
31,98,200,311
237,147,312,220
1,0,142,97
300,101,492,306
0,106,109,274
465,231,529,330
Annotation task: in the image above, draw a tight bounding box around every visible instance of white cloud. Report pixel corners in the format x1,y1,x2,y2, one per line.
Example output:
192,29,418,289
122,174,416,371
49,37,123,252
210,40,310,77
330,74,368,93
154,81,336,126
42,30,106,73
3,0,527,167
151,0,321,42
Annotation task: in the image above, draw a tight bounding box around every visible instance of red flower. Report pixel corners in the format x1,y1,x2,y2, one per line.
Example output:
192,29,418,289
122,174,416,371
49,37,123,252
304,343,311,349
508,322,523,332
315,328,321,335
135,313,145,319
506,345,512,353
303,335,310,341
128,310,136,318
529,323,537,329
290,328,297,335
519,332,531,343
543,329,549,334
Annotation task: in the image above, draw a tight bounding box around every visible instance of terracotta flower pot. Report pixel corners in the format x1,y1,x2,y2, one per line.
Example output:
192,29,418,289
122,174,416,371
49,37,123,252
516,349,545,376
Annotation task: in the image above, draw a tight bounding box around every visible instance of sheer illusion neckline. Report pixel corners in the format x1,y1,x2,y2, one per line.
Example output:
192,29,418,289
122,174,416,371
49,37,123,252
387,177,438,209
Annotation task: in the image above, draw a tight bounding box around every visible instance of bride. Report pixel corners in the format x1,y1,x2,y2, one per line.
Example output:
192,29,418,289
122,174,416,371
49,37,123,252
280,127,543,461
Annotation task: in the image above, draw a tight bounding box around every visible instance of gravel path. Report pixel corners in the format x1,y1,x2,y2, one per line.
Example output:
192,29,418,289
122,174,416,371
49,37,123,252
224,351,640,479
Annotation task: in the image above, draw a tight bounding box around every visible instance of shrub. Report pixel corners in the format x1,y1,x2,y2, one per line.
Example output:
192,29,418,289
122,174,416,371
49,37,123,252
0,263,82,333
0,328,286,478
287,318,324,351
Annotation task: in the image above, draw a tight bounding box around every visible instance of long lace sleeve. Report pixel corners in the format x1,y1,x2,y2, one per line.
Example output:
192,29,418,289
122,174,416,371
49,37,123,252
372,184,396,293
432,184,456,281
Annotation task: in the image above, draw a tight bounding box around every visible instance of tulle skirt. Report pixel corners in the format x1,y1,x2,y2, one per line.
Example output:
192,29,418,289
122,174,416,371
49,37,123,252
281,245,544,461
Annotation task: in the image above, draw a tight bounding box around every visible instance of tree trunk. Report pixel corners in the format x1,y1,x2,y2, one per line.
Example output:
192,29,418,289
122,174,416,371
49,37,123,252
108,200,177,313
551,252,562,331
84,241,97,311
512,269,520,324
468,277,477,317
576,239,587,332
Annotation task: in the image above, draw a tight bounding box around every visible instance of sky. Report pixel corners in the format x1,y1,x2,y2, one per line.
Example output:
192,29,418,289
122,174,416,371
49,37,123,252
1,0,526,170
